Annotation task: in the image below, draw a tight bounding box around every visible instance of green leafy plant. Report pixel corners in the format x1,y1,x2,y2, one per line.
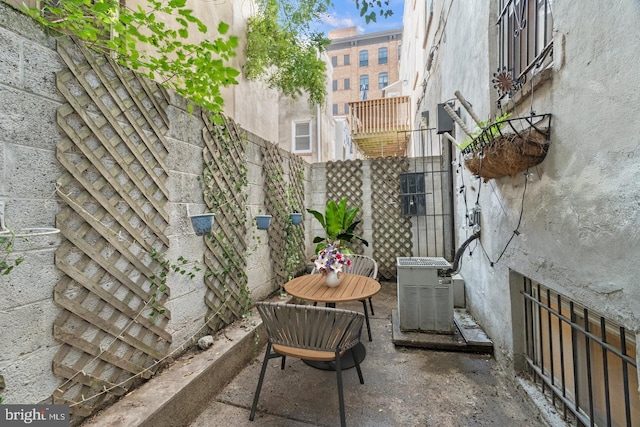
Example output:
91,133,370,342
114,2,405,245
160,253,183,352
24,0,240,114
1,232,24,275
458,111,512,150
148,247,201,321
245,0,329,106
306,197,368,254
355,0,394,23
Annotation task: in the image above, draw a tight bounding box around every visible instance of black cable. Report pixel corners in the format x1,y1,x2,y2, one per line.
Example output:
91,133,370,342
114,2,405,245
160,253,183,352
479,172,529,267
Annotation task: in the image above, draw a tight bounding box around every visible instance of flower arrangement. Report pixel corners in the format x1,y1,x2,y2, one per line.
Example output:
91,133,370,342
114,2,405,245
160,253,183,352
314,242,352,274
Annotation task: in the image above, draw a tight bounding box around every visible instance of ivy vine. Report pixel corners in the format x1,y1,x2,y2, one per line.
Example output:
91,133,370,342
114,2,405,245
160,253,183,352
0,232,24,276
24,0,240,114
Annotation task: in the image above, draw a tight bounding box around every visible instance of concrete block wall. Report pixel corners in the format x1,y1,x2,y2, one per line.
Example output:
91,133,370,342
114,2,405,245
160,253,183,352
0,3,67,405
0,1,310,405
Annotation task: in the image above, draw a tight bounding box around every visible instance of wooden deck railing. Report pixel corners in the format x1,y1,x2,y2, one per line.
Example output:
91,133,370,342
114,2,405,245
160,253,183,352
348,96,411,135
347,96,411,157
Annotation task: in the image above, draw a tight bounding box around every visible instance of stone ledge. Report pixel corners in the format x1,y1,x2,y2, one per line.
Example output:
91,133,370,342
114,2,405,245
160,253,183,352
80,310,266,427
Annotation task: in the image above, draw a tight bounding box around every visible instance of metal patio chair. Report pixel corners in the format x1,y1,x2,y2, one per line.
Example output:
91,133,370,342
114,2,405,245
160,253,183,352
249,302,365,427
312,254,379,341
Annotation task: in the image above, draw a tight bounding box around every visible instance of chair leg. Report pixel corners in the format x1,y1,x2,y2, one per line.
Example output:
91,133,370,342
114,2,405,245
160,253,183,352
335,351,346,427
280,355,286,370
250,342,272,421
360,300,372,342
351,347,364,384
368,297,375,316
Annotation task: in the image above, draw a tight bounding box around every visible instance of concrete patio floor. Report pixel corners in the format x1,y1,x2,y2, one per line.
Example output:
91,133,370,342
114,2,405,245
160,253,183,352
82,281,556,427
190,282,551,427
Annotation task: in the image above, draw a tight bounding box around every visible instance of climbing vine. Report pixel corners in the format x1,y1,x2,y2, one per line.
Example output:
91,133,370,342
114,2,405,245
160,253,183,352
24,0,240,114
0,232,23,275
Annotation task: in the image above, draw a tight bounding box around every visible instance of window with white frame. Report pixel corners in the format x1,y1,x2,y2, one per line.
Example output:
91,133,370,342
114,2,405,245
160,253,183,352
497,0,553,101
292,120,312,153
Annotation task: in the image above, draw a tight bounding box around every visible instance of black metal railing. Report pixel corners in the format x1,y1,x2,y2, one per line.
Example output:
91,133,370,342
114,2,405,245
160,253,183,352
497,0,554,93
522,278,639,426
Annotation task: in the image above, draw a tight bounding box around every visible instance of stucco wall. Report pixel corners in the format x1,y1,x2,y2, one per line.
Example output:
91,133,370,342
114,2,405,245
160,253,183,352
403,0,640,375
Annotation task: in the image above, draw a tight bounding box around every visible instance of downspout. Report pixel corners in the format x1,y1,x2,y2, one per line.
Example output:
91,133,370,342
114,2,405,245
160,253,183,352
316,104,321,162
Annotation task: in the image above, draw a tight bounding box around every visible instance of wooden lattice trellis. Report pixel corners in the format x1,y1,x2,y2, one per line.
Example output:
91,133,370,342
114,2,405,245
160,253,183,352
326,160,365,254
286,154,307,279
53,37,172,420
200,113,249,331
371,157,413,280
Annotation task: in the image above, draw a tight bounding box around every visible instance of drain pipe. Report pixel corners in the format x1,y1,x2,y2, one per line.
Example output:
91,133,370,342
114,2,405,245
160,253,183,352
441,231,480,276
316,104,322,162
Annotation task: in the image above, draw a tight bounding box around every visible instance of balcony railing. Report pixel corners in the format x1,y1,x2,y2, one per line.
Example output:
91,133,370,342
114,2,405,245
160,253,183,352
348,96,411,157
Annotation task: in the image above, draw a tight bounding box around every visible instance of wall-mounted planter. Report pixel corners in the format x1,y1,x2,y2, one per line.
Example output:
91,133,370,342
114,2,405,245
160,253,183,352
189,213,215,236
289,212,302,226
255,215,272,230
462,113,552,181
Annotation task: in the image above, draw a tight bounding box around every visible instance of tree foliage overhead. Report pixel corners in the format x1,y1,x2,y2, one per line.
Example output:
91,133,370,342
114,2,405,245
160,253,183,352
356,0,394,23
25,0,240,114
244,0,331,106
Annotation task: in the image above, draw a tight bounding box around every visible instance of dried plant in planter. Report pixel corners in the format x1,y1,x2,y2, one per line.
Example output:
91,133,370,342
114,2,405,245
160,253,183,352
462,114,551,181
444,91,552,181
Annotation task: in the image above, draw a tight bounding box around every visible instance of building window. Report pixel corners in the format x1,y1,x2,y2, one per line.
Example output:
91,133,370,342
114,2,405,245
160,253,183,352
359,75,369,90
293,120,312,152
398,44,402,60
378,47,388,64
344,103,349,114
520,278,640,427
344,78,350,90
332,80,338,91
378,72,388,89
344,54,350,65
359,50,369,67
400,173,426,216
497,0,553,101
332,104,338,115
331,56,337,67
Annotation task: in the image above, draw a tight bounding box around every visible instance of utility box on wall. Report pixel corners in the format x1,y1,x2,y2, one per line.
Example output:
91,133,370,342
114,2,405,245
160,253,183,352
396,257,453,333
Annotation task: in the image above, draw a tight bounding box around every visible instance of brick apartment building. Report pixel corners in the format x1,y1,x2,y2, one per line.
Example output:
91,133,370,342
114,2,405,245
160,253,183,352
327,27,403,117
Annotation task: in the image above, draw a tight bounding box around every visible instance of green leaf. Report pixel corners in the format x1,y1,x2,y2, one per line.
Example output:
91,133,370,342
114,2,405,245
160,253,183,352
168,0,187,7
217,21,230,34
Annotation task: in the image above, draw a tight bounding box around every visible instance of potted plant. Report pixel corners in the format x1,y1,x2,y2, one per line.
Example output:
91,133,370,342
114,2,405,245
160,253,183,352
289,212,302,225
313,241,352,287
189,213,215,236
255,214,272,230
306,197,368,254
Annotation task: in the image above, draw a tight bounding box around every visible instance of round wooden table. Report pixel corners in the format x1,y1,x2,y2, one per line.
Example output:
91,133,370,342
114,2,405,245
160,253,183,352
285,272,381,305
284,273,381,370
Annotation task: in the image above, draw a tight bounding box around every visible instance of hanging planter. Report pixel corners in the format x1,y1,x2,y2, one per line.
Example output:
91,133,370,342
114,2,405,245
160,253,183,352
289,212,302,225
255,215,272,230
461,113,552,181
189,213,215,236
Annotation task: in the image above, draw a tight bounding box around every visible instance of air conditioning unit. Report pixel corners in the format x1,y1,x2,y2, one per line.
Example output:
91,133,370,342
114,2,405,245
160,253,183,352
396,257,453,333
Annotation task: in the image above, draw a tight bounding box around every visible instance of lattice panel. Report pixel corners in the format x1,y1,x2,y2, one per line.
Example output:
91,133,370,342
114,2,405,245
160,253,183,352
53,37,172,420
261,143,288,288
286,154,307,278
201,113,249,331
371,157,413,280
326,160,365,254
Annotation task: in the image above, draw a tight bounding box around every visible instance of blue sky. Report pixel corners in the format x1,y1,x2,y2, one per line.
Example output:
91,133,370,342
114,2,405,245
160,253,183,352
319,0,404,35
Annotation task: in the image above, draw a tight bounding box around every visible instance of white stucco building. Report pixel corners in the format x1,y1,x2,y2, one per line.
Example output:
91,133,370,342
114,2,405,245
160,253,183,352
400,0,640,425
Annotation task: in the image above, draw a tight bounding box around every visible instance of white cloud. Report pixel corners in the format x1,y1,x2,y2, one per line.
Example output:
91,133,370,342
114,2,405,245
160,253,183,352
321,12,356,29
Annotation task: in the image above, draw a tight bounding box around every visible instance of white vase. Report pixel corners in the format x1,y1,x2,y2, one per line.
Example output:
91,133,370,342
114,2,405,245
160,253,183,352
324,271,341,288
